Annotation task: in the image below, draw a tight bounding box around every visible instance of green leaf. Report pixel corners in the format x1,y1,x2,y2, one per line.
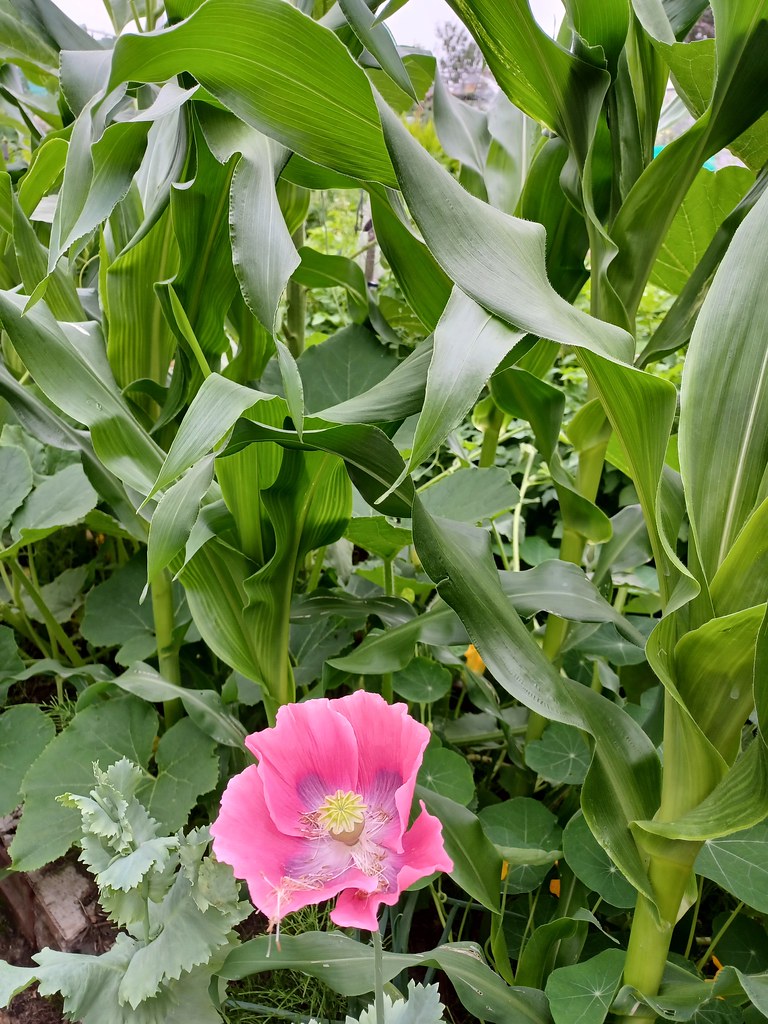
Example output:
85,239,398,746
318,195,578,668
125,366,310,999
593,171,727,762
226,417,414,518
680,186,768,584
345,517,412,560
318,340,431,425
444,0,607,164
712,913,768,974
329,604,467,675
433,72,489,180
0,444,33,529
109,0,395,185
418,747,475,806
10,697,157,871
0,625,25,683
406,288,524,475
650,166,754,295
419,467,520,523
298,326,398,414
81,558,158,664
339,0,415,98
20,566,88,624
147,457,215,584
478,798,561,895
0,295,164,495
413,500,661,902
293,247,369,323
545,948,625,1024
525,723,590,786
375,97,631,362
4,463,98,555
150,373,275,497
113,663,247,748
391,657,452,703
500,561,644,642
222,931,550,1024
562,813,637,909
369,192,452,332
201,109,298,333
0,705,55,817
416,785,503,913
695,819,768,913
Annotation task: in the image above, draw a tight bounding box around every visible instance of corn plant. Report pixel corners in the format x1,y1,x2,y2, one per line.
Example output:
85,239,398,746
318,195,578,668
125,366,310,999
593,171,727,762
1,0,768,1021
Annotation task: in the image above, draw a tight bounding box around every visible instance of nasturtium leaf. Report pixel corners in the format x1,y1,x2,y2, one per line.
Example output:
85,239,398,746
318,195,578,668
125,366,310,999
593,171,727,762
478,798,561,895
392,657,452,703
525,722,590,786
0,705,55,817
418,747,475,806
0,445,33,529
419,467,519,524
696,821,768,913
562,814,637,909
711,913,768,975
545,948,626,1024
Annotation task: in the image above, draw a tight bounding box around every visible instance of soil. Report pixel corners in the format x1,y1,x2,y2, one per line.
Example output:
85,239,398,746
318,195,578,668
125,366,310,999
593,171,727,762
0,811,116,1024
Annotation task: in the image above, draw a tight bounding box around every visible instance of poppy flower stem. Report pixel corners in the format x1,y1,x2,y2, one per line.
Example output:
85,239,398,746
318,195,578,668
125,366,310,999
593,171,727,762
372,926,386,1024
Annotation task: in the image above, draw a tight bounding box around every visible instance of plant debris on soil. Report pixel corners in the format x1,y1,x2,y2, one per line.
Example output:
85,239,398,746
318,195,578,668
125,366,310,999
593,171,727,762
0,810,116,1024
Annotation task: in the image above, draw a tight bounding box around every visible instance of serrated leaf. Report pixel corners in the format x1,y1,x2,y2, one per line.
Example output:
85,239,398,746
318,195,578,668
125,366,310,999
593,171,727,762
119,871,246,1007
353,981,445,1023
11,697,158,872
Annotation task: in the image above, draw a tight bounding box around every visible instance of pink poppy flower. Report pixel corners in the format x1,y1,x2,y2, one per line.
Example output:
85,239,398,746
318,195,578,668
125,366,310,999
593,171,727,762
210,690,453,932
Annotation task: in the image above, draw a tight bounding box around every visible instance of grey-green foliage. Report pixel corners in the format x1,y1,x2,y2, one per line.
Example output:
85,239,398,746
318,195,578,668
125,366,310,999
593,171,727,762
331,981,446,1023
0,759,250,1023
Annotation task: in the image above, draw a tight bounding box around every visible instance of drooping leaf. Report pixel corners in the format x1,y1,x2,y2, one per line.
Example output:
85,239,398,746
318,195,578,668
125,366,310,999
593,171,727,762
108,0,396,184
0,705,55,817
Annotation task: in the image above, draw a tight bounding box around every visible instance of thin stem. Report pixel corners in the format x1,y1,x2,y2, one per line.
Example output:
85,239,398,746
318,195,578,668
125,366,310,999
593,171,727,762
490,520,510,571
150,569,182,726
381,558,394,702
512,444,536,572
372,927,386,1024
684,876,704,960
8,560,84,666
696,901,744,972
305,545,326,593
479,403,504,468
